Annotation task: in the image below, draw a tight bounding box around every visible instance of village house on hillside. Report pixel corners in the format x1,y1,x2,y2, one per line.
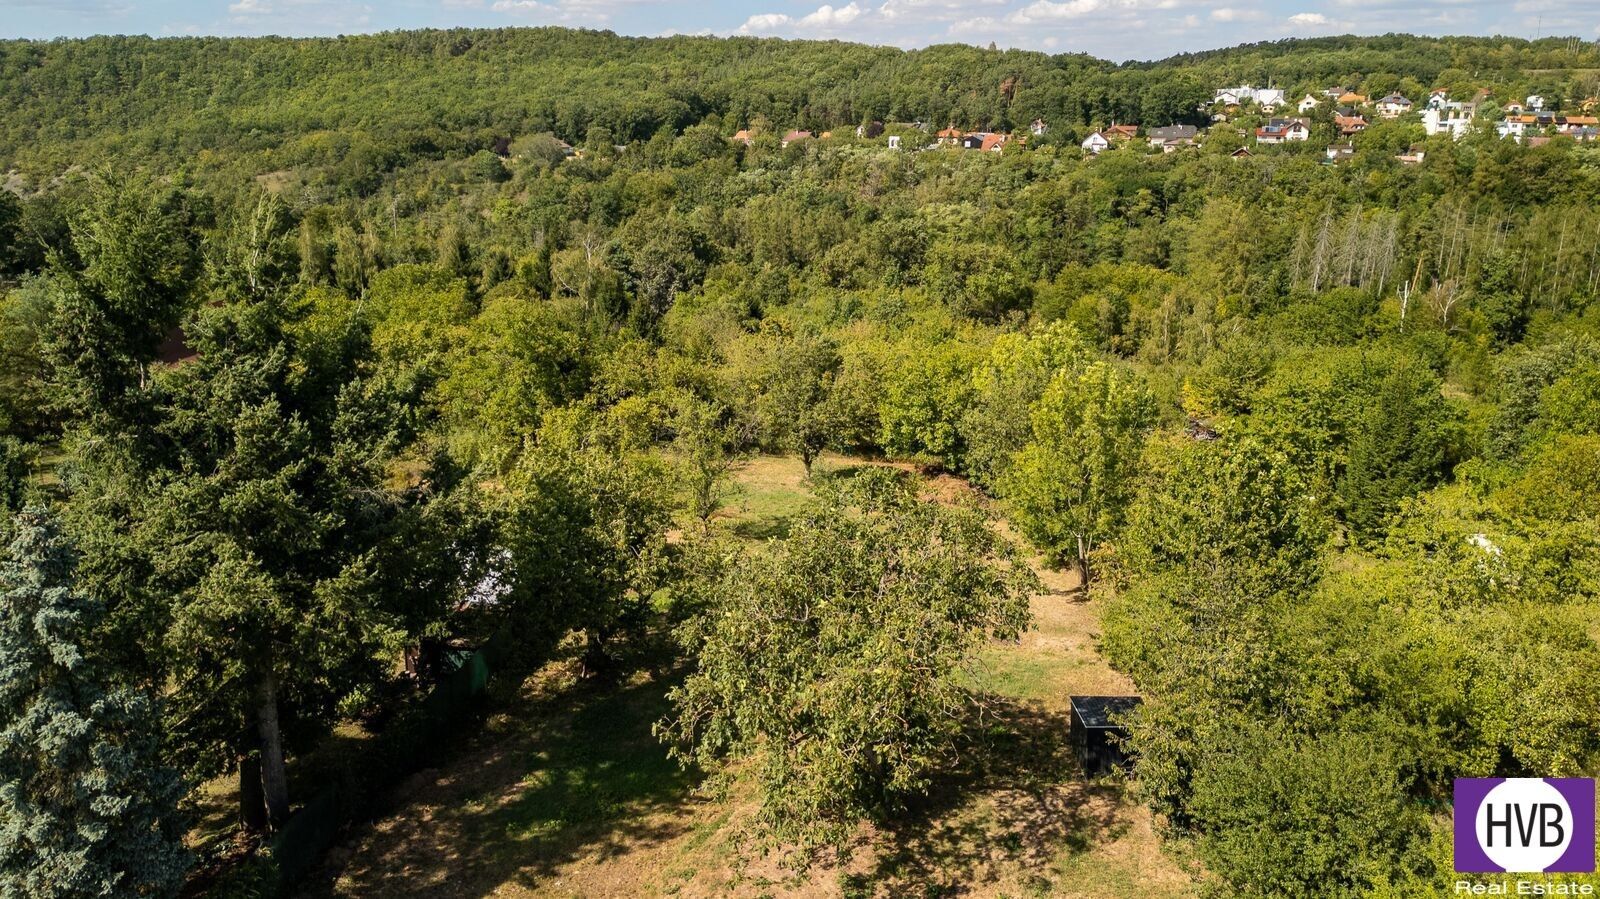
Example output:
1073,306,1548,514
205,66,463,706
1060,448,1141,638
1082,131,1111,153
1215,85,1286,108
1298,93,1321,113
1148,124,1198,151
1376,94,1413,118
1335,112,1369,137
1256,117,1310,144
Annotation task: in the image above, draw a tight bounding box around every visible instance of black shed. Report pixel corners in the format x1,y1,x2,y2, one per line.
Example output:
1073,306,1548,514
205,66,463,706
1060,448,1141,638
1069,695,1141,776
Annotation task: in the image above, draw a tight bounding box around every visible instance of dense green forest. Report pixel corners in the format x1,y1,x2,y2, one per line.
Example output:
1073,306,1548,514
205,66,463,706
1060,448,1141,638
2,26,1600,898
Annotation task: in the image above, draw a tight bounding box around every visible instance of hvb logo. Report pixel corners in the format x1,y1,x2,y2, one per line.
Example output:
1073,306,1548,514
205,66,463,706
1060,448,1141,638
1455,779,1596,874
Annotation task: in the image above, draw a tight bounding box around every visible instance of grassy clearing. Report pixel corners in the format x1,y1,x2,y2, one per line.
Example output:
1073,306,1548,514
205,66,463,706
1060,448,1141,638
298,454,1201,898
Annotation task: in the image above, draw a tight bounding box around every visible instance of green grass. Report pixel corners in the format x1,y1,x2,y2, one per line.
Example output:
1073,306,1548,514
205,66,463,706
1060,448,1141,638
718,456,817,540
477,676,692,855
969,650,1088,704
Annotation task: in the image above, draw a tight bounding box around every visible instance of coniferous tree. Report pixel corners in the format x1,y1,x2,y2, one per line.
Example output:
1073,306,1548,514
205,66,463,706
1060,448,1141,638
0,507,188,898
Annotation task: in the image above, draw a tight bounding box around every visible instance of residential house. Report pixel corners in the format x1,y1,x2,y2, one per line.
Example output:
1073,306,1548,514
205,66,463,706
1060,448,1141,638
780,130,813,146
887,135,902,149
1497,115,1537,141
937,127,964,145
1030,118,1049,136
1335,113,1369,137
1503,101,1526,116
1325,143,1355,163
980,133,1008,153
1230,146,1254,158
1423,104,1474,139
1255,117,1310,144
1082,131,1111,154
1558,115,1599,135
1396,145,1426,165
1425,89,1451,110
1376,94,1413,118
731,129,754,146
1338,91,1369,106
1103,123,1139,141
1527,94,1546,111
857,121,885,139
1298,93,1321,113
961,132,992,150
1147,124,1198,151
1214,86,1285,108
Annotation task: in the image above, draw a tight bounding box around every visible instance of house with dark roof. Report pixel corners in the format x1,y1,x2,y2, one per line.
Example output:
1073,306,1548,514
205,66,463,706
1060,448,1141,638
1146,124,1198,151
1255,117,1310,144
1376,94,1413,118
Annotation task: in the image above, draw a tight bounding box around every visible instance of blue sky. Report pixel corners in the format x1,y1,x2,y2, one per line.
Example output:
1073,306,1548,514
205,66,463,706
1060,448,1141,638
2,0,1596,61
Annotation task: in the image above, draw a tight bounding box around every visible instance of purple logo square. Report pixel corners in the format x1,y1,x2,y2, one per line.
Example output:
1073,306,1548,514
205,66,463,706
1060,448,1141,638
1454,778,1596,873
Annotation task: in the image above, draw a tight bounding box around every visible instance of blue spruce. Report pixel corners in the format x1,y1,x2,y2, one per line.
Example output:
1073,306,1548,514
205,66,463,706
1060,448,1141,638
0,507,189,898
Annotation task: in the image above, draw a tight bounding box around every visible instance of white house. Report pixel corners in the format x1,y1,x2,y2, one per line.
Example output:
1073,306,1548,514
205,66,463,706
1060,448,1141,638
1081,131,1111,154
1376,94,1413,118
1425,89,1451,110
1527,94,1546,111
1497,115,1536,141
1214,85,1285,108
887,135,902,149
1030,118,1049,136
1422,106,1473,139
1255,118,1310,144
1298,93,1321,114
1214,87,1246,106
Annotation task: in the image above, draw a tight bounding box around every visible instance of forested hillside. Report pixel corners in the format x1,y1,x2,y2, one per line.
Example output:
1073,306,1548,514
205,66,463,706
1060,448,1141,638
1,26,1599,899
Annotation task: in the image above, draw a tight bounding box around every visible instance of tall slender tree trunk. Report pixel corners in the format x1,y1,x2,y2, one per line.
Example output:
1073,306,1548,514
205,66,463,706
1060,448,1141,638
1076,535,1091,588
256,671,290,829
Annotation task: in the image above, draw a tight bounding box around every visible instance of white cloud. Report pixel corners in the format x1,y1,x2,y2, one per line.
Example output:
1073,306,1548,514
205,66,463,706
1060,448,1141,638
799,2,866,26
229,0,271,14
739,2,868,33
490,0,554,11
738,11,794,32
1287,10,1331,23
1008,0,1179,25
1209,5,1262,20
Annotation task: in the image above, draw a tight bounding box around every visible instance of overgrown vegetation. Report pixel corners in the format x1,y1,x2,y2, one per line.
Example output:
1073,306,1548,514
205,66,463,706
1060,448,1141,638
1,25,1599,899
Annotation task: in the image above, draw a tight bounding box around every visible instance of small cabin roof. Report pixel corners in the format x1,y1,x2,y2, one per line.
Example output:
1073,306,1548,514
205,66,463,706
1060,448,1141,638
1069,695,1141,728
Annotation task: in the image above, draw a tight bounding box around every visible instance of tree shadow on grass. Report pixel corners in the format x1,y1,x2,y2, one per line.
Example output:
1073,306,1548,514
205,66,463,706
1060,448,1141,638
297,663,699,898
843,697,1129,898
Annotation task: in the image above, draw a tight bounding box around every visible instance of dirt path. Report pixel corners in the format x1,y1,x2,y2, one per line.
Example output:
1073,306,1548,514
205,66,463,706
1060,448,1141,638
302,455,1198,898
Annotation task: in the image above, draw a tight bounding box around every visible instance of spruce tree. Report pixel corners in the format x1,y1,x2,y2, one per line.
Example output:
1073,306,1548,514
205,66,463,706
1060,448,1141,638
0,507,189,898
